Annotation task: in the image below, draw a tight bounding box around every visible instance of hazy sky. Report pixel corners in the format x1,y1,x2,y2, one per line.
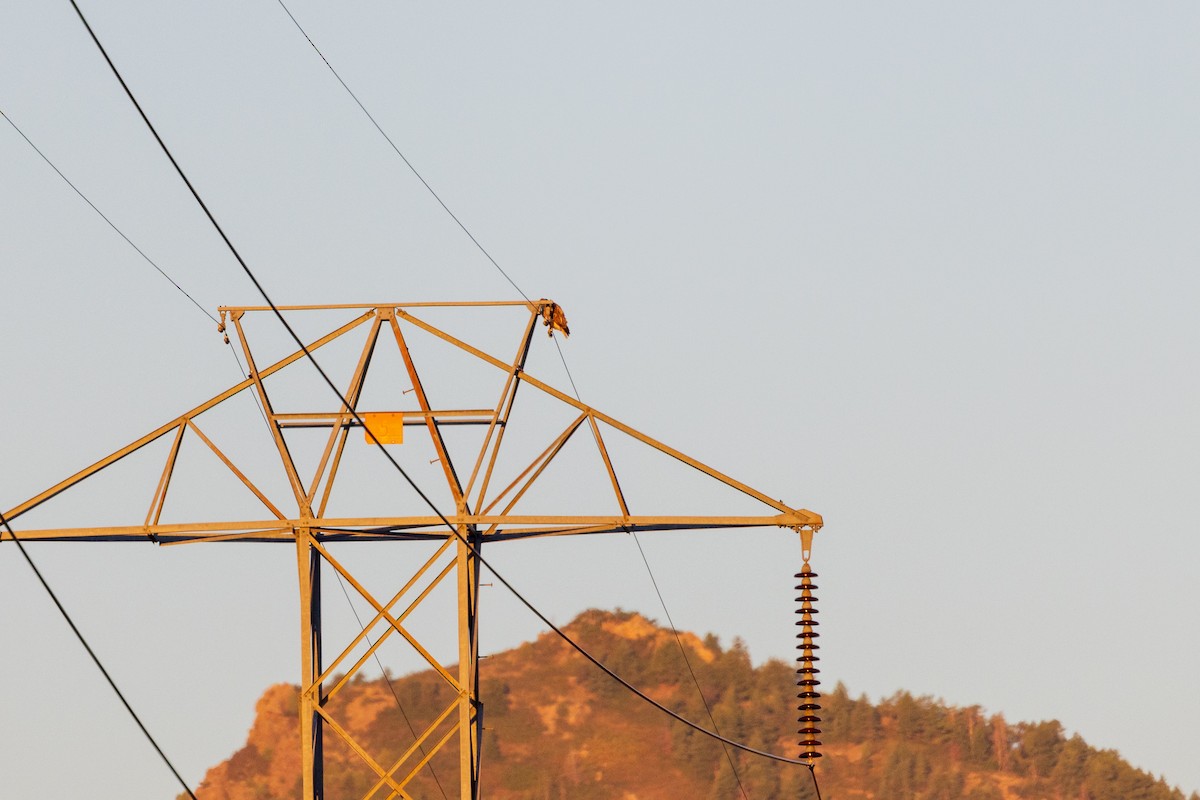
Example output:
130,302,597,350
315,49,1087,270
3,2,1198,798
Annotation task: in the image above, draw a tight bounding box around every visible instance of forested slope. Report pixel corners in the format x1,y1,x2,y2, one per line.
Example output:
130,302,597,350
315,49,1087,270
189,610,1195,800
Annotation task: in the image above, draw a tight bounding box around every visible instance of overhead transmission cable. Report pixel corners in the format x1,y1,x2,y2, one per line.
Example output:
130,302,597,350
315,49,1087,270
65,0,811,770
0,509,199,800
0,106,267,429
0,109,212,319
272,0,531,304
549,335,750,799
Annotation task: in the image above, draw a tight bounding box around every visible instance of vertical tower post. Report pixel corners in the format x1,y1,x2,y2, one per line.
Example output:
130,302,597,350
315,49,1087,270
457,517,482,799
297,527,324,800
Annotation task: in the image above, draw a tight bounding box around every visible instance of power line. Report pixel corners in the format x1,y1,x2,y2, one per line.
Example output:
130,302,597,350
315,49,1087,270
0,509,199,800
272,0,531,304
809,764,823,799
629,533,750,800
551,334,751,798
0,105,268,430
1,107,215,325
66,0,810,770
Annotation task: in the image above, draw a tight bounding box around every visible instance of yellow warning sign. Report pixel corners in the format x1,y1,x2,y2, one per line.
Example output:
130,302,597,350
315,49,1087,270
361,412,405,444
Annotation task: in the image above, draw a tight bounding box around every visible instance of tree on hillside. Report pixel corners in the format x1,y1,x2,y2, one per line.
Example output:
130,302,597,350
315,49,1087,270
1017,719,1063,778
1051,734,1090,796
991,713,1010,771
877,742,931,800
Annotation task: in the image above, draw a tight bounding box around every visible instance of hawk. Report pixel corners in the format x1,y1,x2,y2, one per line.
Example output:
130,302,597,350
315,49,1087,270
539,299,570,338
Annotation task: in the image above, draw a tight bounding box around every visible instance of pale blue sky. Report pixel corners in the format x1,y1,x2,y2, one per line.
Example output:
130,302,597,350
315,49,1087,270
2,2,1198,797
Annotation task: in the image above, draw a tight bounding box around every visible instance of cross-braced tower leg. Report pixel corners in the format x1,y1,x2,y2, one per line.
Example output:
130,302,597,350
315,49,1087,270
457,524,482,800
298,528,324,800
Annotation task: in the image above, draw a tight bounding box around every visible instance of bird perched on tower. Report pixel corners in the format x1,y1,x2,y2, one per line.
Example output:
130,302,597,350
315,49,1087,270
539,300,570,338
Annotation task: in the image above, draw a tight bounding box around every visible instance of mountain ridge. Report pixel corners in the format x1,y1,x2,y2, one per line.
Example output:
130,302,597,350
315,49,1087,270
188,609,1196,799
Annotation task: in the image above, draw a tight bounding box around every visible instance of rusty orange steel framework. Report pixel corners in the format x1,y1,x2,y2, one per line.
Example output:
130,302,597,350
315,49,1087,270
2,300,822,800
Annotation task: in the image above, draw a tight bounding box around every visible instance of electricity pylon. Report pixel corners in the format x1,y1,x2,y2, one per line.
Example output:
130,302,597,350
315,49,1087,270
2,300,821,800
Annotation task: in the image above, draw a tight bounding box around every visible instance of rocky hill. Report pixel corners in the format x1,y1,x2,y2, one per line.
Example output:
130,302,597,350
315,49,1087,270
188,610,1196,799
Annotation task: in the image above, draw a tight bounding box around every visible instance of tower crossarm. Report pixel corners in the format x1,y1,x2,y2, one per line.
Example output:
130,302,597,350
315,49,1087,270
1,510,822,544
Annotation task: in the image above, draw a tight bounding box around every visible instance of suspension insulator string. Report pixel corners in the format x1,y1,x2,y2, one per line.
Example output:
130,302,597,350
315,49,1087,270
795,528,822,766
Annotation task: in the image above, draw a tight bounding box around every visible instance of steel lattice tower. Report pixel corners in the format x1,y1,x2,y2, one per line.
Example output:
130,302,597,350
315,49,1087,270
2,300,821,799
